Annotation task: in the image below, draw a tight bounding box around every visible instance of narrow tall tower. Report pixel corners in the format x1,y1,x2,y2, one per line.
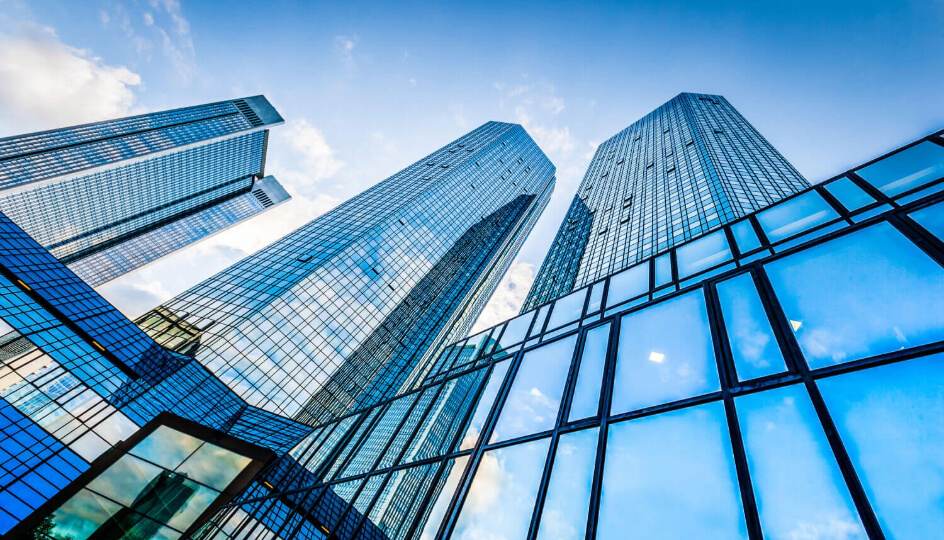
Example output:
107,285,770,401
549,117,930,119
138,121,555,421
523,92,809,309
0,96,289,287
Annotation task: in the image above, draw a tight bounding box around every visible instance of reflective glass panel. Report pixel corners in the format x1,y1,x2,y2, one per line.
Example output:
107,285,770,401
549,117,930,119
47,489,122,540
547,288,587,329
499,312,533,348
676,230,732,278
856,140,944,196
818,353,944,538
612,291,719,414
606,262,648,307
824,177,875,211
535,428,598,540
909,201,944,240
459,362,509,450
587,281,605,314
654,252,672,287
130,425,202,470
529,304,550,337
86,454,162,506
756,191,839,243
716,273,786,380
737,385,866,539
568,323,609,421
452,437,551,540
491,336,577,442
419,457,468,540
597,403,746,539
765,223,944,368
176,442,252,490
731,219,761,253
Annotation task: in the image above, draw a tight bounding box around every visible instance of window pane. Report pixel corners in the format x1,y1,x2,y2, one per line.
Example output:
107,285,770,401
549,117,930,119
909,201,944,240
459,362,509,450
731,219,761,253
452,437,551,540
856,141,944,196
765,223,944,368
587,281,604,314
606,262,648,307
529,304,550,337
654,252,672,287
716,273,786,381
47,489,122,539
535,428,598,540
612,290,719,414
547,288,587,329
499,312,533,348
568,323,609,421
597,403,746,539
130,425,203,470
176,442,252,490
491,336,577,442
676,230,732,278
818,353,944,538
756,191,839,243
418,456,468,540
736,385,865,539
86,454,161,506
824,177,875,212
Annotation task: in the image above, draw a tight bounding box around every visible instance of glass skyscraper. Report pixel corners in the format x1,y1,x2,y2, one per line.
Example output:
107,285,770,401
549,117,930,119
0,96,289,287
523,93,809,310
137,121,555,421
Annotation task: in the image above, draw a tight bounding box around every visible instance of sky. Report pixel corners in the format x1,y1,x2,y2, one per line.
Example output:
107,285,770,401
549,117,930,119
0,0,941,331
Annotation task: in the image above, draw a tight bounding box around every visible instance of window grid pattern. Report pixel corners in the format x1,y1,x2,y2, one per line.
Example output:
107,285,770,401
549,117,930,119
524,93,810,310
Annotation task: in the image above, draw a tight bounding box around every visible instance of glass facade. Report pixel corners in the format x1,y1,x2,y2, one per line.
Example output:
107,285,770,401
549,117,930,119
0,96,287,286
138,121,556,422
523,92,810,310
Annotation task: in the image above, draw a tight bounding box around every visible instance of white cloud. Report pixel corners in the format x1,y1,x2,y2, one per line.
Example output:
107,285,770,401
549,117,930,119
334,34,358,67
0,26,141,135
277,119,345,186
470,262,534,333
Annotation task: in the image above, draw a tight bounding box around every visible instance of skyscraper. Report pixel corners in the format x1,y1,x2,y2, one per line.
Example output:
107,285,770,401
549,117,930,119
0,96,289,287
523,92,809,310
138,121,555,421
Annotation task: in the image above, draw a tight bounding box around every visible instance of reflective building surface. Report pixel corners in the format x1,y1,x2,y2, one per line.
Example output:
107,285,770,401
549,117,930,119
523,92,810,310
197,128,944,539
0,96,288,287
138,121,555,422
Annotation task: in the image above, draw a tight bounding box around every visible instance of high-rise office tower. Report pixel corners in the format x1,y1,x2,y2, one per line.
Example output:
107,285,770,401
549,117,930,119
523,92,809,310
138,121,555,421
0,96,289,287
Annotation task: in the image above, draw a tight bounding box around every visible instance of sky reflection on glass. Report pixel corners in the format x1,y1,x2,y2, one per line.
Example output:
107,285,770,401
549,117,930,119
612,290,718,413
176,442,251,490
765,223,944,368
547,288,586,329
491,335,576,443
716,273,786,380
535,427,597,540
605,262,648,307
87,454,161,506
856,140,944,196
418,457,468,540
909,201,944,240
130,425,202,470
459,362,509,450
597,402,746,539
756,191,839,243
499,312,533,348
452,437,550,540
49,489,121,540
824,177,875,211
676,230,732,278
818,353,944,538
731,219,761,253
568,323,609,421
736,385,866,539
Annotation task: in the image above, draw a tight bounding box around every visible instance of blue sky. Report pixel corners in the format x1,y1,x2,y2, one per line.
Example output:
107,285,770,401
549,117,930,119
0,0,941,326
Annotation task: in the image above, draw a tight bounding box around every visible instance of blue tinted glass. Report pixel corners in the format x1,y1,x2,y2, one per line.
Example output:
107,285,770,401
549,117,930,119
731,219,761,253
530,304,551,338
547,288,587,329
612,291,719,414
418,456,468,540
765,223,944,368
568,323,609,421
736,385,866,539
130,425,203,470
598,403,746,539
676,230,732,278
909,201,944,240
536,428,598,540
654,253,672,287
453,437,551,540
824,177,875,211
499,311,534,348
756,191,840,243
716,273,786,380
587,281,605,314
491,336,577,442
856,141,944,196
818,353,944,538
459,362,510,450
606,262,648,307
